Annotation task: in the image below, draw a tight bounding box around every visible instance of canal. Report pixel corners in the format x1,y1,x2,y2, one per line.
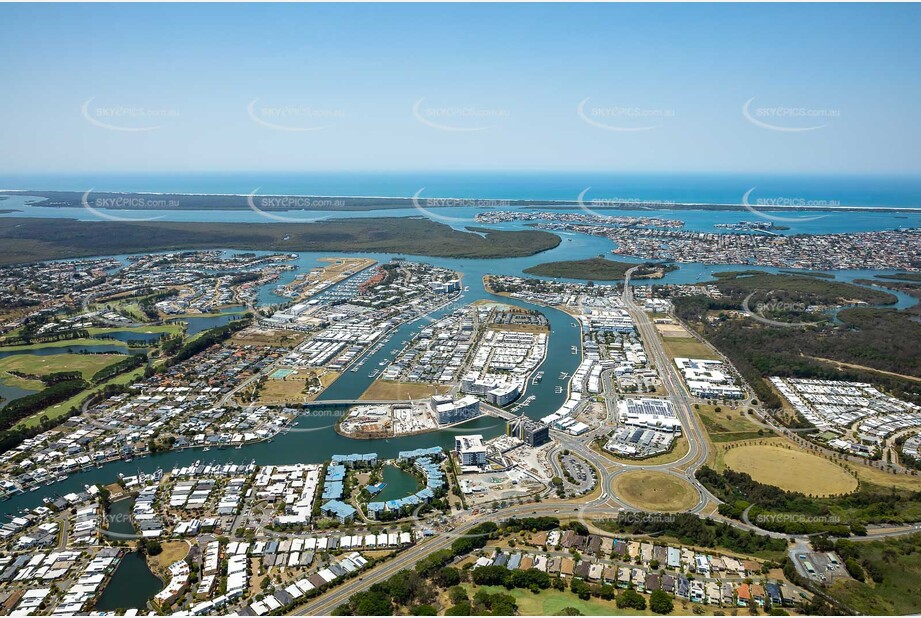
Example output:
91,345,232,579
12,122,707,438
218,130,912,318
2,239,916,518
94,498,162,611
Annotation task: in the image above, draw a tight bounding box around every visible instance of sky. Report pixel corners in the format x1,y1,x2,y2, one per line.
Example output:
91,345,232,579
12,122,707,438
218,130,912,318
1,3,920,175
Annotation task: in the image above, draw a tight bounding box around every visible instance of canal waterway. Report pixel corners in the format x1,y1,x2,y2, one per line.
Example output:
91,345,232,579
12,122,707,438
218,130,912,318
93,551,162,611
94,498,162,611
1,214,918,517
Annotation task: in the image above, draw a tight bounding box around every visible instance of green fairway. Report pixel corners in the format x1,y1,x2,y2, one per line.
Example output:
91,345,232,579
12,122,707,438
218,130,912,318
0,338,129,352
0,353,127,381
13,367,145,430
462,585,654,616
86,324,183,337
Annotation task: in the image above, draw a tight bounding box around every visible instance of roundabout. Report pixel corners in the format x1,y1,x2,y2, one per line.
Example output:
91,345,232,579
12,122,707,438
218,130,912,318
610,469,701,512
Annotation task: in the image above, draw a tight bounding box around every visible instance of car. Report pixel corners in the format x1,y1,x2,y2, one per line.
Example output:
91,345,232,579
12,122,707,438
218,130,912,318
798,554,806,560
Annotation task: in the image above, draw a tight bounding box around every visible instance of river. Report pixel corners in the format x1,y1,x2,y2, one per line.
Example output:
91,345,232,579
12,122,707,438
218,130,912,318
0,210,917,517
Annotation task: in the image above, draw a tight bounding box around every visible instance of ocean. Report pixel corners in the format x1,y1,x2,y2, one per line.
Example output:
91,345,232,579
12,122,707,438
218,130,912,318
2,171,920,208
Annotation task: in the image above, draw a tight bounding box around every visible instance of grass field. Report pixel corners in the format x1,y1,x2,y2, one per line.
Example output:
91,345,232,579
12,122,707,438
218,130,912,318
0,338,129,352
147,540,190,575
828,534,921,615
254,374,311,404
611,470,699,512
696,404,768,443
14,366,145,430
722,443,857,496
852,460,921,491
86,324,182,337
230,327,307,348
0,353,127,381
660,336,720,360
359,380,451,400
460,584,656,616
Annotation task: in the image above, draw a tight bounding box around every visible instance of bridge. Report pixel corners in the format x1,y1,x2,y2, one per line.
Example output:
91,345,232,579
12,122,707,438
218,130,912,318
300,398,520,423
301,399,406,407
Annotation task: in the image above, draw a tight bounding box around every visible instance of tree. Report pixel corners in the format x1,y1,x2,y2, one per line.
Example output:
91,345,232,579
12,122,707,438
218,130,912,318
412,605,437,615
445,602,471,616
570,578,591,600
650,590,675,614
438,567,462,588
616,589,647,611
353,590,393,616
844,558,865,581
448,586,468,605
145,540,163,556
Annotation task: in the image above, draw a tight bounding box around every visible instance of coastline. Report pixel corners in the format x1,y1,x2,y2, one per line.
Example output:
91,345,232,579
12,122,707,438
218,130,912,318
3,189,921,213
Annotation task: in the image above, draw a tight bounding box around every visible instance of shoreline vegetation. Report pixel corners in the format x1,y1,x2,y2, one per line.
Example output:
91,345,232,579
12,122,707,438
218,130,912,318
523,257,677,281
669,271,921,410
0,216,561,265
5,189,921,213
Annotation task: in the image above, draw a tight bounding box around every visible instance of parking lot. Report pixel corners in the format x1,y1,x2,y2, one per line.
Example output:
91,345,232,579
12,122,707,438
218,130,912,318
561,454,596,494
795,550,847,585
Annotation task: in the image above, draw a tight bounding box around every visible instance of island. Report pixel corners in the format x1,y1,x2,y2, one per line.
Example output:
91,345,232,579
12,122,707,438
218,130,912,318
522,257,677,281
0,216,562,265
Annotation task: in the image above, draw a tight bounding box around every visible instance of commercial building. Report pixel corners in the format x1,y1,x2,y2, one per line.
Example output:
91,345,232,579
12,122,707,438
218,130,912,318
456,434,487,467
619,398,682,433
507,416,550,447
430,394,481,425
675,358,744,400
431,279,461,294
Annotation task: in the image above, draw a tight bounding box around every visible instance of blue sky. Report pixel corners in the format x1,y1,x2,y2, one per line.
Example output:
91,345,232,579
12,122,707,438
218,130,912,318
1,3,919,175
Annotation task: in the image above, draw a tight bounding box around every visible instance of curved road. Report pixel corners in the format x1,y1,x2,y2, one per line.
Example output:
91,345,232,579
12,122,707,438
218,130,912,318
288,267,919,614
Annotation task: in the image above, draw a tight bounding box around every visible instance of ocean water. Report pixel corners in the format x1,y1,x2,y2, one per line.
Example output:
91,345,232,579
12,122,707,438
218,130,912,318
2,171,921,207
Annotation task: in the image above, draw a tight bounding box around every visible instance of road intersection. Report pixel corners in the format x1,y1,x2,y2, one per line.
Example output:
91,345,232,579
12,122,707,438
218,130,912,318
288,267,918,614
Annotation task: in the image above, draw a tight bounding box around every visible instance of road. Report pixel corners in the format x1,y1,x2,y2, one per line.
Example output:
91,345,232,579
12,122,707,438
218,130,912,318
287,268,920,614
554,266,717,516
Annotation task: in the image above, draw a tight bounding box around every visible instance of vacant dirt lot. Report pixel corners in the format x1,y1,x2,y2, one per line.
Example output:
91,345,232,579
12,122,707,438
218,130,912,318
723,444,858,496
612,470,699,512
